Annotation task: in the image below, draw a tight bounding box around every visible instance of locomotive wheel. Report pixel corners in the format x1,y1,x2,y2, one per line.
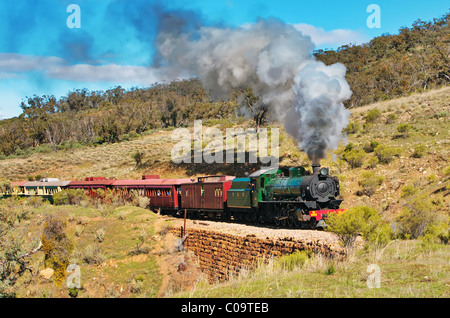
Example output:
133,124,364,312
280,207,287,227
293,216,301,228
258,214,265,224
287,211,294,227
274,206,281,226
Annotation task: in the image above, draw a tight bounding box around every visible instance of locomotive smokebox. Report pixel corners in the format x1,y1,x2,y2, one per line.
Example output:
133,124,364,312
312,163,321,174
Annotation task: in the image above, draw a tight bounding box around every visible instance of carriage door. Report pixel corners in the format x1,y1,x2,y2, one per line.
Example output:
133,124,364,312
201,184,205,208
176,186,182,208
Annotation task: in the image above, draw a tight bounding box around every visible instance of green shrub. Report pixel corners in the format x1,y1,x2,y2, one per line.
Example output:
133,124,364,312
386,113,397,124
365,156,379,169
443,165,450,176
397,123,411,138
68,287,80,298
343,148,366,168
326,206,392,249
411,143,427,158
276,250,312,271
400,185,418,198
35,144,52,153
426,174,437,183
365,109,381,123
53,189,88,206
374,144,400,164
359,171,384,197
53,191,69,205
396,193,441,239
41,215,74,287
423,222,449,245
363,140,380,153
362,122,373,132
343,122,360,134
419,233,438,252
325,263,336,275
344,142,355,152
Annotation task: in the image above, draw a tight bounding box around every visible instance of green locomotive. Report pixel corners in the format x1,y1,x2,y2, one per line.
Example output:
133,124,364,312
227,164,344,228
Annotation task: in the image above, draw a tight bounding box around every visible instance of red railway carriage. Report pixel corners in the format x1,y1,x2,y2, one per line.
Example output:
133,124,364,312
112,177,194,211
67,177,115,196
180,176,235,217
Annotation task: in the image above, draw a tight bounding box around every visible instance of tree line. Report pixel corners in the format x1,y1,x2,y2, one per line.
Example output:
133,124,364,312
0,79,239,157
0,12,448,158
314,12,449,108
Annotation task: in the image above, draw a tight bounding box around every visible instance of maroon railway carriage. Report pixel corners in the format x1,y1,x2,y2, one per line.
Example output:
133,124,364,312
180,175,235,219
67,177,115,197
111,176,194,212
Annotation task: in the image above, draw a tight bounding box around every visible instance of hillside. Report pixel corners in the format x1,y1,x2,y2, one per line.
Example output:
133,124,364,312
1,86,449,219
315,12,450,107
0,86,448,298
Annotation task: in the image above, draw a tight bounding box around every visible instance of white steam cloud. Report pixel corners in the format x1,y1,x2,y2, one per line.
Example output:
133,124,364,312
156,17,351,162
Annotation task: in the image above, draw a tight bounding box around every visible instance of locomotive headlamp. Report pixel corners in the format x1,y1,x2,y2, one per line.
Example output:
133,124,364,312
319,167,328,176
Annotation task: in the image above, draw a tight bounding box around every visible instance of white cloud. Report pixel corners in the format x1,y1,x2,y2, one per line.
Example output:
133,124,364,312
293,23,368,48
0,53,164,85
0,21,368,85
0,53,64,73
47,63,163,85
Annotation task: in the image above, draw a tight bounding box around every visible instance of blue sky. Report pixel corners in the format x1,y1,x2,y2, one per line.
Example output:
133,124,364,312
0,0,448,119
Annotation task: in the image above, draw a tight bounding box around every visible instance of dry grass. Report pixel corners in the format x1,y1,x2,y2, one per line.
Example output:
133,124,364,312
12,204,167,298
175,240,449,298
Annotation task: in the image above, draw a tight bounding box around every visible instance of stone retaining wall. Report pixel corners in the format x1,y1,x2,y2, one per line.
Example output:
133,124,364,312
172,227,346,282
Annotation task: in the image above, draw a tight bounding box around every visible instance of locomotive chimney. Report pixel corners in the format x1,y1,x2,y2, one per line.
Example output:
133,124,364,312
312,163,321,174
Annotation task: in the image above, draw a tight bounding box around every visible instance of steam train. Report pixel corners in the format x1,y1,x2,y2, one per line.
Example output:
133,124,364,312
4,164,344,229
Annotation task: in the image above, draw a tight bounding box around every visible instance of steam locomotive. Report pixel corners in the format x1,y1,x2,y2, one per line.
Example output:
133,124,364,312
4,164,344,229
225,164,344,228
